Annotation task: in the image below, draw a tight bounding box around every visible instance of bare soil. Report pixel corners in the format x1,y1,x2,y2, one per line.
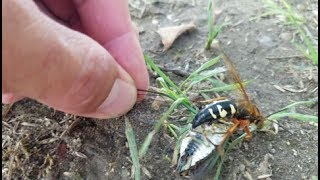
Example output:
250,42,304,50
2,0,318,180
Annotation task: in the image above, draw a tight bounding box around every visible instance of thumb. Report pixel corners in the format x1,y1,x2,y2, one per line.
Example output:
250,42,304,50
2,1,137,118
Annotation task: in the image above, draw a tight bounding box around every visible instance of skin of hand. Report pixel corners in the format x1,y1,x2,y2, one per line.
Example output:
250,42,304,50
2,0,149,119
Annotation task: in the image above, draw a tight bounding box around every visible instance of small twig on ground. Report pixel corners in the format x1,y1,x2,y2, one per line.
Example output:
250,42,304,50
158,65,190,77
231,19,246,27
2,103,14,119
7,141,21,179
59,116,81,138
266,54,305,60
311,87,318,93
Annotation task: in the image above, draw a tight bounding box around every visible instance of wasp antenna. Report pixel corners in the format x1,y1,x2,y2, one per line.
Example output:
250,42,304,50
137,89,173,100
265,109,287,118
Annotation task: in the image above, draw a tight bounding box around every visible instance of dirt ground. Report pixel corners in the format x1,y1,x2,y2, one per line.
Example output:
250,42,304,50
2,0,318,179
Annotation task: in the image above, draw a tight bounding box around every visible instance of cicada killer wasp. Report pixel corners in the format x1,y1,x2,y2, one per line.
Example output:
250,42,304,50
176,53,266,176
192,53,265,150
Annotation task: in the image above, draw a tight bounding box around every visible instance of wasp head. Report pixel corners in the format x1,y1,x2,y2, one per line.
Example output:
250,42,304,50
236,103,265,128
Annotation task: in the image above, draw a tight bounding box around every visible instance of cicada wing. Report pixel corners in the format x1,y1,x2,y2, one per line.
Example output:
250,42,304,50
177,123,229,176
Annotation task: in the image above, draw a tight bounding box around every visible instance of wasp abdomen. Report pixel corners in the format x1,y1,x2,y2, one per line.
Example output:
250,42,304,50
192,99,237,128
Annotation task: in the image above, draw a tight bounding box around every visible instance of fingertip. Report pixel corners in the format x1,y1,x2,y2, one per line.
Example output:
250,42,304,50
84,78,137,119
104,31,150,92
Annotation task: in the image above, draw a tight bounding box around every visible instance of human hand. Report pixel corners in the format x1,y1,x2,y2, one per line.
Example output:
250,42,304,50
2,0,149,119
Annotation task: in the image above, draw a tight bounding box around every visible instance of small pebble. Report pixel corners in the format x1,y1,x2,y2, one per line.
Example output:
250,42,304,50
297,4,306,11
280,32,292,41
297,164,302,169
239,164,246,171
258,35,276,48
229,156,234,161
152,19,159,25
286,141,291,146
166,14,173,20
270,148,276,154
292,149,298,156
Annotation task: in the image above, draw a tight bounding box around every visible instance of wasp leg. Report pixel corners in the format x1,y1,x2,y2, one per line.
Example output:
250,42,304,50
198,97,228,104
239,120,252,141
216,118,240,156
217,118,233,126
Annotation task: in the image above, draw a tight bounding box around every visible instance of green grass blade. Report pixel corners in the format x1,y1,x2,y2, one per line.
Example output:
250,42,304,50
168,123,183,133
293,30,318,64
268,112,318,122
172,128,191,166
181,56,221,88
184,67,226,92
167,124,179,138
261,0,317,64
172,138,182,166
200,92,211,100
156,77,170,89
207,78,227,87
125,117,141,180
206,0,214,49
144,55,184,95
157,78,198,113
213,157,224,180
212,137,230,180
281,100,318,111
311,176,318,180
139,98,186,158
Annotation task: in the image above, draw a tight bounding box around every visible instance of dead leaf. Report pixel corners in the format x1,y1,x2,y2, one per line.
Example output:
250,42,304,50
282,85,307,93
257,174,272,179
151,95,165,110
273,85,286,92
157,21,196,50
141,166,152,179
273,84,307,93
71,151,87,159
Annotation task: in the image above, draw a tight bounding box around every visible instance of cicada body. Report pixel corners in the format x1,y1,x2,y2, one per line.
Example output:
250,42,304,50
177,123,229,175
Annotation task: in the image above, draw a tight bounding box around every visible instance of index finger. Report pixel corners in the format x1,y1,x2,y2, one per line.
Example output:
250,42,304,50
72,0,149,95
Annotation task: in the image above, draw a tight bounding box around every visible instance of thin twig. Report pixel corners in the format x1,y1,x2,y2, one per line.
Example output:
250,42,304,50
59,116,81,138
266,54,305,60
158,65,191,77
2,103,14,119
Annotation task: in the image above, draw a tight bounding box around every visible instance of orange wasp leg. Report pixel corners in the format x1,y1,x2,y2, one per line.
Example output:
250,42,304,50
216,119,253,156
239,120,252,141
216,118,240,156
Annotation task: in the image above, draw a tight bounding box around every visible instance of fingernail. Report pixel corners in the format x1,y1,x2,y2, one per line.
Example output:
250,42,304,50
89,79,137,119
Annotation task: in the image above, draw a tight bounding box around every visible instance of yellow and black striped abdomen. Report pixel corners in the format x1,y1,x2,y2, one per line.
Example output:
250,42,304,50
192,99,237,129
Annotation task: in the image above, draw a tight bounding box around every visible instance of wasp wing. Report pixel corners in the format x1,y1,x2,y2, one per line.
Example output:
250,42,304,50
221,53,257,115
